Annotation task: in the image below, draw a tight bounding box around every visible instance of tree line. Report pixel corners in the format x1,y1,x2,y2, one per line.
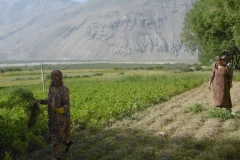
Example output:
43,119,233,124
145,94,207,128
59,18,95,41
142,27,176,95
181,0,240,68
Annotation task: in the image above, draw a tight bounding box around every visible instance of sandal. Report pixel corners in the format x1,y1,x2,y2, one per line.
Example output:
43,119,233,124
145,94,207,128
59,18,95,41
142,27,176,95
65,141,73,153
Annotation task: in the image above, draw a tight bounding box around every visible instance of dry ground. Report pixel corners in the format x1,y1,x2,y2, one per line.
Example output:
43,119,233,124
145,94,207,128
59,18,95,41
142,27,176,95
18,82,240,160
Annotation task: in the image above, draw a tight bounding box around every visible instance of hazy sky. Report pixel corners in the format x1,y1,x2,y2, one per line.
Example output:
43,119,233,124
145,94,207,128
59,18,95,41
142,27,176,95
73,0,88,2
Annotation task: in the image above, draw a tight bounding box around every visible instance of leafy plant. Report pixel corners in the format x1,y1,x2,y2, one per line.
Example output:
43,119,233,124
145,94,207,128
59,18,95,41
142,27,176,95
3,152,13,160
11,139,28,156
93,73,103,76
194,65,202,71
26,132,47,152
186,103,206,113
7,88,41,128
118,72,124,75
205,108,235,120
4,67,22,72
180,67,194,72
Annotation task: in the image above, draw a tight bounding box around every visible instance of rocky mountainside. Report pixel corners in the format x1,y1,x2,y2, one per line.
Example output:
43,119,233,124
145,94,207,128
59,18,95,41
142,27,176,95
0,0,198,61
0,0,75,25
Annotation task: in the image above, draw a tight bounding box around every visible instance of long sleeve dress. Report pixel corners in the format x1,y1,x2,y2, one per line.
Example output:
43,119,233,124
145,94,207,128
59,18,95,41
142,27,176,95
210,66,232,109
41,85,70,145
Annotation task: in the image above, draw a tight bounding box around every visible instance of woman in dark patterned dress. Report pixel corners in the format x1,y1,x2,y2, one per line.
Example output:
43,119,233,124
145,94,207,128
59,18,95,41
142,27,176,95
208,56,232,112
36,70,72,160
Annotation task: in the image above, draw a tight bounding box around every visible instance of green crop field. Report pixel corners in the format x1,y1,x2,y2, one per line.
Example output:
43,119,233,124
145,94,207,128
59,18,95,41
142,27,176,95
1,63,240,159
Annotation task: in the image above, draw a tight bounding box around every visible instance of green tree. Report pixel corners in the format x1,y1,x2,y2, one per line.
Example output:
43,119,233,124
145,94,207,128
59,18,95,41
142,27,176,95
181,0,240,67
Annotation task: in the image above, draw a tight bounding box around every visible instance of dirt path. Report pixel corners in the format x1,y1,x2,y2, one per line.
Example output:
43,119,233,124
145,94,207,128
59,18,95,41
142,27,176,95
18,82,240,160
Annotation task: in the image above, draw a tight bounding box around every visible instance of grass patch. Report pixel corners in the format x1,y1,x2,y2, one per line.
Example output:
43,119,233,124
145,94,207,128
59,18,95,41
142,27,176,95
186,104,239,121
186,103,207,114
205,108,235,120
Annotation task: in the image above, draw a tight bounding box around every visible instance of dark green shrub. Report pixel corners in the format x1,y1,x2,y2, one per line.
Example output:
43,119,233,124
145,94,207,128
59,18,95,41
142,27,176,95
4,67,22,72
63,75,68,79
93,73,103,76
118,72,124,75
156,65,163,69
74,75,81,78
7,88,41,127
194,65,202,71
147,67,155,70
180,67,194,72
132,67,139,70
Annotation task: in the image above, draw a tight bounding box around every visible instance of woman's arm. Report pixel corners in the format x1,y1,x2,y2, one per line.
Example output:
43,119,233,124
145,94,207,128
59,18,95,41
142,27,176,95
61,87,70,110
55,86,70,114
227,66,233,88
35,98,48,104
208,69,215,90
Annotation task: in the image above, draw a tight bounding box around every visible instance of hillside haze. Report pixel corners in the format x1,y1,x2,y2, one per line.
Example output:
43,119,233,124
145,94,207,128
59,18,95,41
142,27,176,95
0,0,198,61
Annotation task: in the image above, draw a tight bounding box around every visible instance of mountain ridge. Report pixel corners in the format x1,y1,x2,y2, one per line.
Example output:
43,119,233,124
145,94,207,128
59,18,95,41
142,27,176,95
0,0,198,61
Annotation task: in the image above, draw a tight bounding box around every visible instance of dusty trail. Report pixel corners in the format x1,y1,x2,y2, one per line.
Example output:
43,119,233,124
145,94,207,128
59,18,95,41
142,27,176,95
18,82,240,160
111,82,240,134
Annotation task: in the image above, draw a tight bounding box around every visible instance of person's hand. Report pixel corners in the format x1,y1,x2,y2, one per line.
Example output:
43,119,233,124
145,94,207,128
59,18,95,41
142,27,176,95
54,107,64,114
208,85,211,90
35,99,41,103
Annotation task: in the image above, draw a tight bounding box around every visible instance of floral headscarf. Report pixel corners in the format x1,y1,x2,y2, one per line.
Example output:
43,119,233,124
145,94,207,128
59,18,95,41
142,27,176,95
50,70,63,87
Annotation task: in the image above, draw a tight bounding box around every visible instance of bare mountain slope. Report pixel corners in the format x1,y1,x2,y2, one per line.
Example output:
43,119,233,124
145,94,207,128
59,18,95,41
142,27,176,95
0,0,76,25
0,0,198,60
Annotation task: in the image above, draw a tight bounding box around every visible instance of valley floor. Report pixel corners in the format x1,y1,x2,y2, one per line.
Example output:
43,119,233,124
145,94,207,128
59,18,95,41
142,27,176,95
17,82,240,160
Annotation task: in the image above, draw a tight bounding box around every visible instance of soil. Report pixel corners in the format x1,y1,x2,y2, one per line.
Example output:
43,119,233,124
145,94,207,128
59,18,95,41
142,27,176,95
16,82,240,160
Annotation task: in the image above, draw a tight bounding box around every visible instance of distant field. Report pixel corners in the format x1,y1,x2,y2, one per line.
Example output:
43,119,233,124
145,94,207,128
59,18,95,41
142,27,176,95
0,62,207,87
0,59,199,68
0,69,169,87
